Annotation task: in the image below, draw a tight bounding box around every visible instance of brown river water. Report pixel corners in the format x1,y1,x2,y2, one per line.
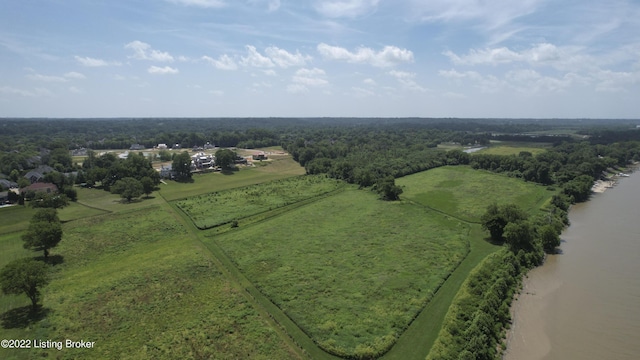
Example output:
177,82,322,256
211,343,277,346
504,172,640,360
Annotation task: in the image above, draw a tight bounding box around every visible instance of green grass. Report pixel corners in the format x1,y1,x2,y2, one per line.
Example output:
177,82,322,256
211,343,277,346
397,166,554,222
205,189,469,358
476,140,551,156
160,157,305,201
1,206,302,360
0,206,34,235
175,175,344,229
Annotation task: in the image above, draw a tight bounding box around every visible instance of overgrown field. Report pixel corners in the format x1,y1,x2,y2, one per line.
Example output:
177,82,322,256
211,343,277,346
397,166,554,222
1,206,301,360
176,175,344,229
205,189,470,358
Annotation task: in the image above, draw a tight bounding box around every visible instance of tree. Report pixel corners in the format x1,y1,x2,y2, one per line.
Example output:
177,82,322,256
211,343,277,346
30,192,69,209
375,176,403,201
0,258,50,310
111,177,143,202
481,203,528,241
172,151,192,181
503,221,534,251
140,176,155,198
215,149,236,169
22,209,63,261
539,225,561,253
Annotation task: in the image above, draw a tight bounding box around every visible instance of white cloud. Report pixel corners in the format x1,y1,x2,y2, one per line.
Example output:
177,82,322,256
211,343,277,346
240,45,275,68
264,47,311,68
317,43,414,67
363,78,376,86
0,86,36,97
74,56,120,67
68,86,84,94
409,0,542,42
388,70,426,92
443,43,588,71
202,54,238,70
166,0,226,8
293,68,328,86
209,90,224,96
26,72,68,82
125,41,174,62
351,86,375,97
263,69,277,76
314,0,380,18
64,72,86,80
148,66,179,75
286,84,309,94
249,0,281,12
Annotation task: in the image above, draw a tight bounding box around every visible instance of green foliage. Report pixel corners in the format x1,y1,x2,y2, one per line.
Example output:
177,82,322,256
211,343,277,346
172,151,192,181
22,208,63,261
29,192,70,209
111,177,144,202
0,258,50,309
140,176,155,197
480,203,529,242
176,175,343,229
539,224,561,253
374,176,403,200
215,148,236,169
427,250,521,360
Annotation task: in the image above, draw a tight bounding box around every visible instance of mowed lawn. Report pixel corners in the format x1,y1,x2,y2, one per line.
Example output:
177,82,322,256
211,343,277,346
0,205,301,360
206,189,470,358
175,175,344,229
397,166,554,222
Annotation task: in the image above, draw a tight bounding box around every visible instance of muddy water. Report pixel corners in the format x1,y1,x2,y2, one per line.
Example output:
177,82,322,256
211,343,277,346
504,172,640,360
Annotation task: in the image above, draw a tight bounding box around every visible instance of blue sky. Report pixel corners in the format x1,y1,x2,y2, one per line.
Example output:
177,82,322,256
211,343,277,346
1,0,639,118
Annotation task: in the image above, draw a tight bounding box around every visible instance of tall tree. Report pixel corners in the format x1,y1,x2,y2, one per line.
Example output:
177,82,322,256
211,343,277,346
172,151,192,181
22,209,63,261
0,258,50,310
215,149,236,169
111,177,144,202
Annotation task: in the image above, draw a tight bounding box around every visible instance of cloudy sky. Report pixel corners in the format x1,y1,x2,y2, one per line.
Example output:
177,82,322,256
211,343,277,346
1,0,639,118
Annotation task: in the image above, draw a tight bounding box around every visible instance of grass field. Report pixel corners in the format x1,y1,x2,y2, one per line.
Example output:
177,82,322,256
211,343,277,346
0,161,556,360
206,189,470,358
475,141,550,156
397,166,554,222
1,206,303,360
176,175,344,229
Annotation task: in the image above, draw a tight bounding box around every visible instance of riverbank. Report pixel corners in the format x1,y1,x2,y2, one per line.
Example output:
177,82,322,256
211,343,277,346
503,169,640,360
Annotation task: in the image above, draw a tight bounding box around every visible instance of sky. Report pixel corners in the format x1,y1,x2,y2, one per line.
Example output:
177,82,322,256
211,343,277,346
1,0,639,118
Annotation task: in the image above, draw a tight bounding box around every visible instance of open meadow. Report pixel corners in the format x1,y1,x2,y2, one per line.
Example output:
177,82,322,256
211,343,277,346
397,166,555,222
175,175,344,229
204,188,470,358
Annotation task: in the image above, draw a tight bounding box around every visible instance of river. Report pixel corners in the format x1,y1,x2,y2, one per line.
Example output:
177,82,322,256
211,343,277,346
504,171,640,360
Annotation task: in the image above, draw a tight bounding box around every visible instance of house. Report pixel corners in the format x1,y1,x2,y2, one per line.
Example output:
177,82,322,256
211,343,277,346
159,164,176,179
71,147,88,156
130,144,145,150
157,143,168,149
23,165,54,184
0,191,8,204
204,142,215,150
252,153,268,161
21,182,58,195
0,179,18,189
191,153,214,169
